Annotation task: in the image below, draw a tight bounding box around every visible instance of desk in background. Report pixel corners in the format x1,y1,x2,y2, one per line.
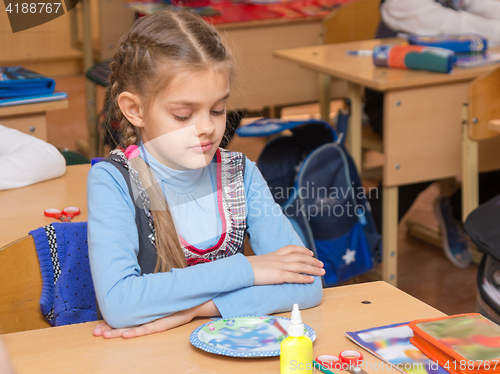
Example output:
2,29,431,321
0,164,89,249
3,281,444,374
217,17,347,112
275,38,500,286
119,1,355,111
81,0,355,157
0,100,68,142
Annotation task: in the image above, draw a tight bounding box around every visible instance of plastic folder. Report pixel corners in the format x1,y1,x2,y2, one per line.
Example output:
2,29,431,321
408,34,488,54
410,313,500,374
0,66,56,97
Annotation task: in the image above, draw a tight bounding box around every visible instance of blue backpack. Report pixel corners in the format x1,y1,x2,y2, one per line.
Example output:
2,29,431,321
236,114,382,287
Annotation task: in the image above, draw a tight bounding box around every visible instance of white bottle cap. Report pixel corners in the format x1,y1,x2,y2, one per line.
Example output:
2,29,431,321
287,303,305,337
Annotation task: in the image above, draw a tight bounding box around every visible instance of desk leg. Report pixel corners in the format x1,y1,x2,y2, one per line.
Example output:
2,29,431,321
319,73,331,122
347,82,362,172
382,185,398,286
82,0,97,159
461,110,479,222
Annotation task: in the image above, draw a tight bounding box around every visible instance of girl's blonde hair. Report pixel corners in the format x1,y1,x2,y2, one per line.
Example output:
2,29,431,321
108,8,234,273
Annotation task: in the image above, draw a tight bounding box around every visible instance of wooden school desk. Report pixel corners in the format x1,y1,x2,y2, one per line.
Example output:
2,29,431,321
0,164,89,249
216,17,342,112
102,13,346,112
3,281,444,374
0,99,68,142
81,3,351,157
274,38,500,287
111,2,353,113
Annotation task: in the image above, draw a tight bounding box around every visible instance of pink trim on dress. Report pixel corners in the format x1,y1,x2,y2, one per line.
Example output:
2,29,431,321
178,148,227,255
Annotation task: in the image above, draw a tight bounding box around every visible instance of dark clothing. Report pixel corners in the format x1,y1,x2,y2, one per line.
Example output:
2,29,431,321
106,152,159,274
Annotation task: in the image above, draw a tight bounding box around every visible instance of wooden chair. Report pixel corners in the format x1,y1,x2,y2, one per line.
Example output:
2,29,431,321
322,0,381,45
462,66,500,222
407,67,500,257
0,236,50,334
319,0,381,122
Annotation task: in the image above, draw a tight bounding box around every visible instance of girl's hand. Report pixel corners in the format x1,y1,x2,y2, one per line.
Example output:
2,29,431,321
93,301,220,339
92,311,194,339
246,245,325,286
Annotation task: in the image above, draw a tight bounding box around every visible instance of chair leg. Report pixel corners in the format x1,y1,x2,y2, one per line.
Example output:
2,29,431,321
82,0,98,159
382,185,398,286
461,105,479,222
347,82,363,172
319,72,331,122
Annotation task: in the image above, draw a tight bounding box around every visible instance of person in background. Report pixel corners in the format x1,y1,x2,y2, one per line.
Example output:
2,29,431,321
378,0,500,41
0,124,66,190
365,0,500,269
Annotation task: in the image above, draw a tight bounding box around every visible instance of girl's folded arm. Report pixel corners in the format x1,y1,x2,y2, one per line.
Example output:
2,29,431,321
213,276,323,318
87,162,255,328
212,159,323,317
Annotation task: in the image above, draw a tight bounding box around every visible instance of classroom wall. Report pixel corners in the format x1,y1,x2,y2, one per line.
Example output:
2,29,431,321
0,0,346,105
98,0,136,60
0,0,104,76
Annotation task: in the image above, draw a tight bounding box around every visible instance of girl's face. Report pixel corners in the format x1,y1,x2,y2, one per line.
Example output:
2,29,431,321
140,68,230,170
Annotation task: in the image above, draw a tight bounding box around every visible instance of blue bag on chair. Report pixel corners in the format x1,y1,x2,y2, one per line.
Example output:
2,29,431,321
29,222,98,326
236,114,381,287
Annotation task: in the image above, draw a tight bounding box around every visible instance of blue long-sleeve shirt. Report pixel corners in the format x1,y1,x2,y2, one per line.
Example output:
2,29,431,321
87,148,322,328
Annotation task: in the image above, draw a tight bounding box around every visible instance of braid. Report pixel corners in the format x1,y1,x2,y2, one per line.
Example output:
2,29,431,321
123,121,138,147
109,44,145,148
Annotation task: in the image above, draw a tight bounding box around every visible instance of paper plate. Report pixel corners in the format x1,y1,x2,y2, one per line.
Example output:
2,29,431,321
189,315,316,358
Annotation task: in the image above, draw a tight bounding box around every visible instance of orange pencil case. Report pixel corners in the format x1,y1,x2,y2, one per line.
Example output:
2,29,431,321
409,313,500,374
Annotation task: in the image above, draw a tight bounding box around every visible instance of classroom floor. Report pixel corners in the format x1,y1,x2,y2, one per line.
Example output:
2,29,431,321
47,74,479,316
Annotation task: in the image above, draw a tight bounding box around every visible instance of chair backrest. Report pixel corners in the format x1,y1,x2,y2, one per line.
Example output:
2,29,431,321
468,66,500,140
0,236,50,334
322,0,381,45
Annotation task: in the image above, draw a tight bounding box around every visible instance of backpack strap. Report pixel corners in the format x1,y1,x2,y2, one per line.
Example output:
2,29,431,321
105,149,157,275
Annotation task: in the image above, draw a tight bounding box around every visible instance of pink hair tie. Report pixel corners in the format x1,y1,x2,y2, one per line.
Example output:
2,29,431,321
124,145,140,160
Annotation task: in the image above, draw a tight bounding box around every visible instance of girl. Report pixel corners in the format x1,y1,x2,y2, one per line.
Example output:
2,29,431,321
87,8,324,339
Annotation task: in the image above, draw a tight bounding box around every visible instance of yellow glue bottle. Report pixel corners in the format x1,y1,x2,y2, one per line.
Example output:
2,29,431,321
280,303,313,374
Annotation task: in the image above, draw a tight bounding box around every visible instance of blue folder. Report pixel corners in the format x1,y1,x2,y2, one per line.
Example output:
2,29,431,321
408,34,488,53
0,65,56,97
0,91,67,107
